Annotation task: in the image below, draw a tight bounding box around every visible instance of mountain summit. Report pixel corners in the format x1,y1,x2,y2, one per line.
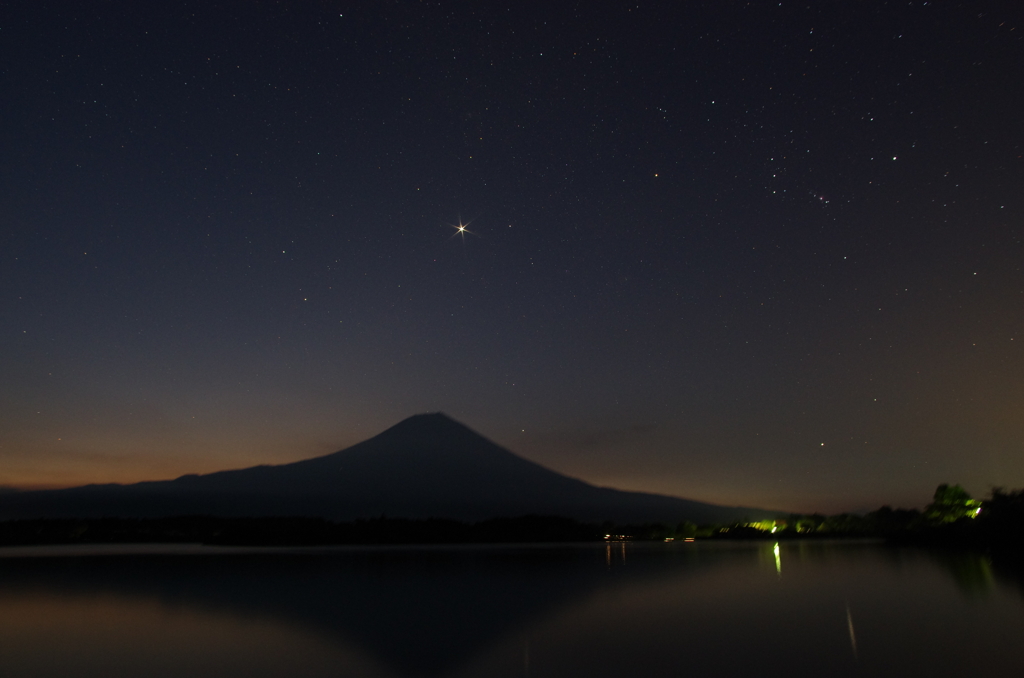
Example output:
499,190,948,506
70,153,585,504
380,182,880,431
0,413,768,523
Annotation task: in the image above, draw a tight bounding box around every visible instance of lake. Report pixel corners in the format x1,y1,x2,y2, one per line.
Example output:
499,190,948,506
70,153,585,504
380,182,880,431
1,540,1022,677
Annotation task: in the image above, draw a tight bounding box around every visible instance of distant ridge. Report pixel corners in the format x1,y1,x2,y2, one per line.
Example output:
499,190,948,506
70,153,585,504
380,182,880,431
0,413,771,524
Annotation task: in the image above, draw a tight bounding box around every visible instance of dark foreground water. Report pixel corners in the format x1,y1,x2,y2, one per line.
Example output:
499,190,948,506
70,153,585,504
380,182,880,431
1,540,1023,677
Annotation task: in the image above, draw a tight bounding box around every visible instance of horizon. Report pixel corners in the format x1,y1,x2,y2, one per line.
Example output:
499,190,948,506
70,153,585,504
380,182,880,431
2,3,1021,515
0,411,963,515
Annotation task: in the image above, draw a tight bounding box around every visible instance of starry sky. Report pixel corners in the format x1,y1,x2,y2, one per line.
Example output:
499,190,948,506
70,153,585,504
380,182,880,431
1,1,1022,513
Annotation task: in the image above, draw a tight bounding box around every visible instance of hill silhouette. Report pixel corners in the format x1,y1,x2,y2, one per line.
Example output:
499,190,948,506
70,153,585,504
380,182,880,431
0,413,768,523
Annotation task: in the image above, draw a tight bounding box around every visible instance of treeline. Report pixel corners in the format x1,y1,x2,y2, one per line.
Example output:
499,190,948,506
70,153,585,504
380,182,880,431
710,484,1024,556
1,484,1020,550
889,486,1024,556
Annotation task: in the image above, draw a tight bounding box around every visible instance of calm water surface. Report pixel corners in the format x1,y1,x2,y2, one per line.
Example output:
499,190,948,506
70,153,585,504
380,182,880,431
1,540,1022,677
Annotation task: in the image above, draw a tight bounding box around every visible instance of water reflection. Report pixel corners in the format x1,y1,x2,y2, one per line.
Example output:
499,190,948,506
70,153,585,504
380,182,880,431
0,545,621,676
846,602,858,658
927,550,995,596
1,542,1023,677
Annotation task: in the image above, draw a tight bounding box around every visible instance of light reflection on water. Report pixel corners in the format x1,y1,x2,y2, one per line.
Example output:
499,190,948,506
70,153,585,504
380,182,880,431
1,541,1022,677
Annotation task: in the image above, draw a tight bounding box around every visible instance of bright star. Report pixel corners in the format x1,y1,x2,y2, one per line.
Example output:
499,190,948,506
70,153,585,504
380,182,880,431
448,217,475,241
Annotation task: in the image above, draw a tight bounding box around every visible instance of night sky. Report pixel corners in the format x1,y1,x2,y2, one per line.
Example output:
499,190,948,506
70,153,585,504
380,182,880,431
2,1,1022,513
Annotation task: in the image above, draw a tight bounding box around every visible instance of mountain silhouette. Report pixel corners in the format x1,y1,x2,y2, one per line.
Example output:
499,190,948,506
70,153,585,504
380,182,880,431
0,413,768,523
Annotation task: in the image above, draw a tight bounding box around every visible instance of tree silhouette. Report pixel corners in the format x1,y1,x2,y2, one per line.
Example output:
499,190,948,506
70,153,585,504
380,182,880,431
925,484,982,523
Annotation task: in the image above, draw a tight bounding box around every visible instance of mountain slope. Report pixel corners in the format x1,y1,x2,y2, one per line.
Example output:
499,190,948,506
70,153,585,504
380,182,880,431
0,413,770,523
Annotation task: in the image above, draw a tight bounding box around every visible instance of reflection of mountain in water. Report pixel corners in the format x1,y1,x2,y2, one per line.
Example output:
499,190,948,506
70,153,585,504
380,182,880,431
0,545,719,675
3,542,1021,676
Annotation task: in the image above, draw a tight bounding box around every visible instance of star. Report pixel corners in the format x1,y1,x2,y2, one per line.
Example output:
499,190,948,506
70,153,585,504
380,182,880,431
448,217,475,241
